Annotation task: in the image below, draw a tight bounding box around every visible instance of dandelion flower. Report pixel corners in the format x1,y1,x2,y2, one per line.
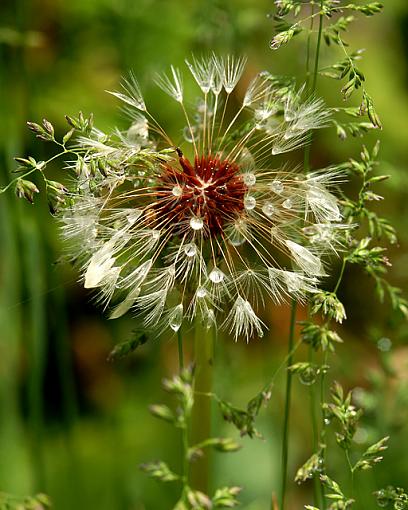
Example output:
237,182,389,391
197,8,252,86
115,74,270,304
61,56,347,340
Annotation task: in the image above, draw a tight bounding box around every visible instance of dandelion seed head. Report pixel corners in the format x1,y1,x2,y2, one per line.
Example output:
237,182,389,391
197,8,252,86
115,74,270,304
60,55,349,340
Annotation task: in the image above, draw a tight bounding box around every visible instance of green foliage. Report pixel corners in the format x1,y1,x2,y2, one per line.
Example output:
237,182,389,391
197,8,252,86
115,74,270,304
300,322,343,352
295,447,325,483
311,292,347,324
0,493,51,510
217,383,272,438
143,367,242,509
375,486,408,509
324,382,363,450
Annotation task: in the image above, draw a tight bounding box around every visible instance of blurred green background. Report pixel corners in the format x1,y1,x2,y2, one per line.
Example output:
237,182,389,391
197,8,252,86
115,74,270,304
0,0,408,509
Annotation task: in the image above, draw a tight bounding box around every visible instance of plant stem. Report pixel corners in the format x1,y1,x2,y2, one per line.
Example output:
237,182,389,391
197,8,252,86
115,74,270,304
311,0,325,94
279,299,297,510
177,328,184,371
333,258,347,294
181,414,190,500
309,346,322,508
319,350,329,510
190,320,214,494
304,0,325,171
345,449,355,496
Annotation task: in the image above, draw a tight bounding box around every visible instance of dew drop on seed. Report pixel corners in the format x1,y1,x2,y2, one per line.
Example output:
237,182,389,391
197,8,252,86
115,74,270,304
169,304,183,332
126,209,142,225
244,195,256,210
172,185,183,197
196,286,207,298
270,180,284,193
282,198,293,209
184,243,197,257
209,268,224,284
190,216,204,230
183,125,198,143
262,202,275,217
203,309,216,330
243,172,256,186
151,229,161,241
302,226,317,236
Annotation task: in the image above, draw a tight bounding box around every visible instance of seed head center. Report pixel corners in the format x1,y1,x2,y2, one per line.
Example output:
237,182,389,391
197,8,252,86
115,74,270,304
155,154,247,236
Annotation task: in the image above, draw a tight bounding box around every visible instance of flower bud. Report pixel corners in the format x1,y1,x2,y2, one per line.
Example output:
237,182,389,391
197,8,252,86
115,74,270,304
15,178,39,203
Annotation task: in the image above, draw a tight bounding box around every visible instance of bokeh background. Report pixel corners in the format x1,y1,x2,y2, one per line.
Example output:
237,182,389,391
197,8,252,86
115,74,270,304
0,0,408,509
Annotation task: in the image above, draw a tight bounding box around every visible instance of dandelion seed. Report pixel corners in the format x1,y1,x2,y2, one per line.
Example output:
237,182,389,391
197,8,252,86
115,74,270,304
155,66,184,103
223,55,247,94
285,240,325,276
107,72,146,111
186,56,213,94
224,295,265,341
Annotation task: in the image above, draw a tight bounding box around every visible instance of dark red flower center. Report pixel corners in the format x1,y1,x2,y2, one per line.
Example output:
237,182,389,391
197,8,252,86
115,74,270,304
154,154,247,237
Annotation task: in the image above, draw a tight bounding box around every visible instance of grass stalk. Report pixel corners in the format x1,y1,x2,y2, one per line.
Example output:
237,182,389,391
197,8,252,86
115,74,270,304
279,299,297,510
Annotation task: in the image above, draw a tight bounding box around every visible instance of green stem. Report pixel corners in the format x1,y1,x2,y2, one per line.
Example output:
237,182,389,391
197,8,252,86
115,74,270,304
177,328,184,371
311,0,325,94
176,327,189,501
345,449,355,496
305,3,316,91
190,320,214,494
333,258,347,294
319,350,329,510
279,299,297,510
304,0,325,172
181,418,190,499
309,347,321,508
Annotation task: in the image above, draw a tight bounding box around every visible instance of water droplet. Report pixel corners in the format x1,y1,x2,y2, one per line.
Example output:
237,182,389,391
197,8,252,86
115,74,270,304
209,267,224,284
244,195,256,210
299,367,317,386
271,146,282,155
190,216,204,230
282,198,293,209
243,172,256,186
229,232,246,246
377,337,392,352
172,185,183,197
375,490,388,508
324,418,331,426
151,229,161,240
126,209,142,225
184,243,197,257
183,125,198,143
196,286,207,298
262,202,275,217
203,309,216,330
270,180,284,193
169,304,183,332
302,226,317,236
